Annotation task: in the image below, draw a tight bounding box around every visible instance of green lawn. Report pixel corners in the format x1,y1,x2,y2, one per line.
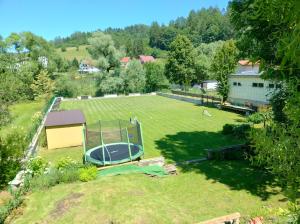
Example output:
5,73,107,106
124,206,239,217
12,161,286,224
40,95,244,164
18,96,286,223
0,100,44,137
57,45,94,62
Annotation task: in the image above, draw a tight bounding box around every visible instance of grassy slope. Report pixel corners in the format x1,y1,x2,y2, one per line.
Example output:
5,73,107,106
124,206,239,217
40,95,244,163
0,100,44,137
56,45,93,62
13,162,285,224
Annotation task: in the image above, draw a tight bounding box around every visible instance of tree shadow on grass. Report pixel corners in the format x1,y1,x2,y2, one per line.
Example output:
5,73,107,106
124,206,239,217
155,131,281,200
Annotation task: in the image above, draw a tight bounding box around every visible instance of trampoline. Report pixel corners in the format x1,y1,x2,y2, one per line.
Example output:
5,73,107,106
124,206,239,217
83,119,144,166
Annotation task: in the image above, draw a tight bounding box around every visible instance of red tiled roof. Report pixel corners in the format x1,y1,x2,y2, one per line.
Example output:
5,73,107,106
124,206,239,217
139,55,155,63
120,57,131,63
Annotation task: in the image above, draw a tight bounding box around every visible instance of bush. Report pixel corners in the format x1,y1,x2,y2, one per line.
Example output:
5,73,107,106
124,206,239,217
0,129,27,188
222,124,235,135
79,166,97,182
26,156,49,176
55,157,81,170
247,113,264,124
29,168,60,190
233,124,251,139
222,123,251,139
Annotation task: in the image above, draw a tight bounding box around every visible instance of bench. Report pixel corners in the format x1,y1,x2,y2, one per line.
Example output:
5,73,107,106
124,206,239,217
205,144,247,160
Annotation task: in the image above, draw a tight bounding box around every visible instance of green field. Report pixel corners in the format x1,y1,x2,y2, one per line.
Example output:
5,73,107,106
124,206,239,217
0,100,44,137
11,96,287,223
40,95,244,163
57,45,93,62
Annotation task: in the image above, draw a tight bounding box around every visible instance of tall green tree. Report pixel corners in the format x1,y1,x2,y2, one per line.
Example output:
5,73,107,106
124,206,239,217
30,70,55,100
211,40,238,102
87,32,123,73
165,35,196,90
144,61,169,92
230,0,300,214
121,60,146,93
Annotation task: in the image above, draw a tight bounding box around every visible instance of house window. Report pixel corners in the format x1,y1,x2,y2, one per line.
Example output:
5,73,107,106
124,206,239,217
237,82,242,86
258,83,264,88
233,82,237,86
252,83,258,87
269,84,275,88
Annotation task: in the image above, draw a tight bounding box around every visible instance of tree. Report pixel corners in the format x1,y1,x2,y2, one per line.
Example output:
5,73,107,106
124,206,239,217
211,40,238,102
30,70,55,100
195,41,224,82
144,61,169,92
121,60,146,93
165,35,196,90
71,58,79,69
87,32,122,73
0,129,27,188
230,0,300,214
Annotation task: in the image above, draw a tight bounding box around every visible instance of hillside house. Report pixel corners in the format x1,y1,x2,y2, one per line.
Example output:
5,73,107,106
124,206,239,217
78,60,100,74
120,57,131,67
139,55,155,64
228,60,278,107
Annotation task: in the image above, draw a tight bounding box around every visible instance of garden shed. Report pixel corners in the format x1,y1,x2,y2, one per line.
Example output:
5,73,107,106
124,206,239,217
44,110,86,149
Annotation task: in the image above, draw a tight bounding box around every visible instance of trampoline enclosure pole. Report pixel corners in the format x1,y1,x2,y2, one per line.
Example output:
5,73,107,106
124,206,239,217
99,121,106,166
82,124,87,162
138,121,145,158
125,128,132,161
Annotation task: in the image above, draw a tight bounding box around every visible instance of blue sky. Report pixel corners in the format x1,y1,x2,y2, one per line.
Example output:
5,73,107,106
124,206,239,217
0,0,229,40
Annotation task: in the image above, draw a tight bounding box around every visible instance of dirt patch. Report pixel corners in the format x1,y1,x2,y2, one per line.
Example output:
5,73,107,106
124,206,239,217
49,192,84,219
0,191,12,206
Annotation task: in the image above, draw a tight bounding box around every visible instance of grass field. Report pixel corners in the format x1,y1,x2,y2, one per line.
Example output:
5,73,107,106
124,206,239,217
57,45,93,62
0,100,44,137
11,161,286,224
10,96,288,223
40,95,244,164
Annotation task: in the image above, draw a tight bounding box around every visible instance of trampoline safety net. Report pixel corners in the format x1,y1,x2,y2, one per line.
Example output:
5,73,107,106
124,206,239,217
83,119,144,165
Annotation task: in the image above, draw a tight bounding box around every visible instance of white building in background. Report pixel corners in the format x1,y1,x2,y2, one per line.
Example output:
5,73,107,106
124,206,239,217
38,56,48,68
78,60,100,74
228,60,279,107
201,80,218,90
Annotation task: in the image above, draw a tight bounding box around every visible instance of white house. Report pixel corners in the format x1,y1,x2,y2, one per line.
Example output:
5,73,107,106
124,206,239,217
228,60,279,107
78,60,100,74
201,80,218,90
38,56,48,68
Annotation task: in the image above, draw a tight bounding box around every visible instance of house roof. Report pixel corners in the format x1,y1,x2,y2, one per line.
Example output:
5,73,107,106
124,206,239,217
120,57,130,63
45,110,86,127
139,55,155,63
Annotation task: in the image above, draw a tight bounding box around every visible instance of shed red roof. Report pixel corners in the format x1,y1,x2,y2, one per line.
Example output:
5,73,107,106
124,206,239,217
120,57,131,63
45,110,85,127
139,55,155,63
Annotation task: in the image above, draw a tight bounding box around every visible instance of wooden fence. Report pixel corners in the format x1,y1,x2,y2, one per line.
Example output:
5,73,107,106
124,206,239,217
171,90,221,106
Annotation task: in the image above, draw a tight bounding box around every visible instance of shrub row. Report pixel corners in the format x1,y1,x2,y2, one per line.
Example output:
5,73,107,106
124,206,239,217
222,123,251,139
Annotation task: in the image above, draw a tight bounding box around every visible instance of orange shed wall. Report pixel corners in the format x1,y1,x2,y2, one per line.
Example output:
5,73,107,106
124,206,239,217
46,124,84,149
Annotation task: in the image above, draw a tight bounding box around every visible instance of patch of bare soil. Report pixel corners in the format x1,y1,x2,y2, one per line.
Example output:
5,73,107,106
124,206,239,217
0,191,12,206
49,192,84,219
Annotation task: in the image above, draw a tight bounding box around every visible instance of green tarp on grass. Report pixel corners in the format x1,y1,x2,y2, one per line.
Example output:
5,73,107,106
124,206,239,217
98,165,168,177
